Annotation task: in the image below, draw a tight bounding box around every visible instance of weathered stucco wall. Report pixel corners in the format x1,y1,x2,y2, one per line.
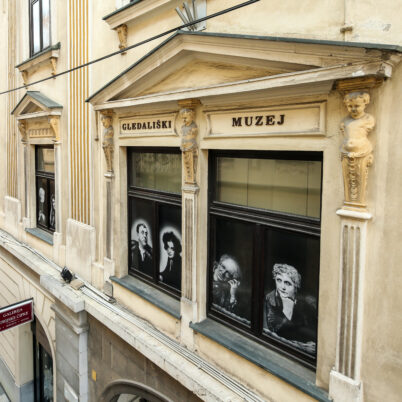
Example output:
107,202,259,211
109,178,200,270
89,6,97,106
88,315,202,402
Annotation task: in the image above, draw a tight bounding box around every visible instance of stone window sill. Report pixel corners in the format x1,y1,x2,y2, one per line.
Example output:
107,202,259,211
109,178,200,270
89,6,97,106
190,318,330,402
103,0,173,29
25,227,53,245
16,43,61,83
110,275,180,319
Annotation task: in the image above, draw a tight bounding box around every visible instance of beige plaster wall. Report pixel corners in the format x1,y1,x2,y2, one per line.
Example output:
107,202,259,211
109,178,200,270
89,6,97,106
358,62,402,402
206,0,402,45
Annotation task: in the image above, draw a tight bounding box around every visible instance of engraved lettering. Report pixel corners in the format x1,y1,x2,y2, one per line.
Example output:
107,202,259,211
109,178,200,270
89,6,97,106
245,117,253,126
255,115,263,126
277,114,285,125
266,115,275,125
232,117,242,127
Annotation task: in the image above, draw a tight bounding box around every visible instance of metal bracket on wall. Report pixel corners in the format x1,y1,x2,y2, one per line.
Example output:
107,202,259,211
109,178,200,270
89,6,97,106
175,0,206,31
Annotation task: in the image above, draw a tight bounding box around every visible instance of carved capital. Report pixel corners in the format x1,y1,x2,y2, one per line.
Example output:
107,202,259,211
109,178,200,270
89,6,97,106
49,116,60,142
18,120,27,143
101,111,114,173
116,24,128,52
340,91,375,210
336,77,383,95
179,101,200,185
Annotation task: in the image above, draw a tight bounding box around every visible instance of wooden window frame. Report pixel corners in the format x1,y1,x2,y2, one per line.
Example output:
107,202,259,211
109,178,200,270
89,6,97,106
207,150,323,369
127,147,182,299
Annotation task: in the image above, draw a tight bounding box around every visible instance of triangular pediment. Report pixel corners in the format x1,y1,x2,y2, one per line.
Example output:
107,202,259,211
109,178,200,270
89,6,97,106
12,91,62,118
88,31,392,108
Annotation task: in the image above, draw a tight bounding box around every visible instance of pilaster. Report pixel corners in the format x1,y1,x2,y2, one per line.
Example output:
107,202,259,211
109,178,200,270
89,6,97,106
330,78,379,402
178,99,201,349
53,302,88,402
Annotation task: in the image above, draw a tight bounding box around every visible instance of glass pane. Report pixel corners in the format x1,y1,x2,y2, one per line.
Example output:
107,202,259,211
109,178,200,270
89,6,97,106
158,205,182,291
42,0,51,49
40,345,53,402
129,198,154,277
37,148,54,173
130,152,181,193
263,229,319,357
210,217,253,325
216,156,321,218
216,157,247,206
49,180,55,231
37,178,48,227
32,1,41,54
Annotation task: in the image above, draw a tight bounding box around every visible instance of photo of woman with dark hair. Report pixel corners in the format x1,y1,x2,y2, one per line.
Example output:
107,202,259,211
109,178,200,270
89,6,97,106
265,263,317,354
159,230,182,290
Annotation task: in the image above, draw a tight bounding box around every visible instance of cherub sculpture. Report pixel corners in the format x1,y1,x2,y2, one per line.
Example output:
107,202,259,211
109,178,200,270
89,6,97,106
340,92,375,209
180,108,198,185
101,113,114,173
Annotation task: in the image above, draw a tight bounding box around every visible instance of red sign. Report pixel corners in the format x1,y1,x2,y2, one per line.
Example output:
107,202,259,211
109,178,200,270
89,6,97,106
0,299,33,333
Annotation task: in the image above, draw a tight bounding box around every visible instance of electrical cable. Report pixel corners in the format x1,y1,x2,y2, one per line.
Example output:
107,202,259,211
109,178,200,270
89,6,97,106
0,0,260,96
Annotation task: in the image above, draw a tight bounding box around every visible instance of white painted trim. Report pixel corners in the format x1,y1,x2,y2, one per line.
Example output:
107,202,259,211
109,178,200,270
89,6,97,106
336,208,372,221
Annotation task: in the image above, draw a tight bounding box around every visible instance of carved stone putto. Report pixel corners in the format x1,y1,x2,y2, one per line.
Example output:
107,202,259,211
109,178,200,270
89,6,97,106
180,107,198,185
101,112,114,173
340,92,375,210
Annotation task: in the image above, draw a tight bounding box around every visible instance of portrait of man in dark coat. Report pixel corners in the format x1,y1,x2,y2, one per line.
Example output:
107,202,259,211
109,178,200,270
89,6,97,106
130,222,153,276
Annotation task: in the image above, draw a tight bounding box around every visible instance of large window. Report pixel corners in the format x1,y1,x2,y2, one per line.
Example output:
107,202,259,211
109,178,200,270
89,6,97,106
208,151,322,368
128,148,182,297
29,0,51,56
35,146,55,233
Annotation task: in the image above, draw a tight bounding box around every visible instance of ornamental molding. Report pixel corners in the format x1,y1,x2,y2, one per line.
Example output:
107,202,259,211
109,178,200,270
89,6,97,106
115,24,128,52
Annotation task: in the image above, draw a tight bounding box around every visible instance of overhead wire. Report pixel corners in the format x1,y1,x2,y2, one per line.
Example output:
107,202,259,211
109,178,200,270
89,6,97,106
0,0,260,96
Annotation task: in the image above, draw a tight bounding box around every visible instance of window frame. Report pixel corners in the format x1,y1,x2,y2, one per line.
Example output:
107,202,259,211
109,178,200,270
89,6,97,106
207,150,323,370
35,145,55,233
127,147,182,300
29,0,51,57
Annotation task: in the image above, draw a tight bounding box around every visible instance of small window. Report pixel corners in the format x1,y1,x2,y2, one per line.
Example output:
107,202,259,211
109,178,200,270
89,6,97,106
128,148,182,297
36,146,55,233
29,0,51,56
208,150,322,368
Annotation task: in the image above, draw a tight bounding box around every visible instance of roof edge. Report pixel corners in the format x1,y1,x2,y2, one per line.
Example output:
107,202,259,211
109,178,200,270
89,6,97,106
86,30,402,104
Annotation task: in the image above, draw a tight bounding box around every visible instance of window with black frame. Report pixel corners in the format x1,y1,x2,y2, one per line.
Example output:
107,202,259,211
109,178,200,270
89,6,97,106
36,146,55,233
208,151,322,368
128,148,182,297
29,0,51,56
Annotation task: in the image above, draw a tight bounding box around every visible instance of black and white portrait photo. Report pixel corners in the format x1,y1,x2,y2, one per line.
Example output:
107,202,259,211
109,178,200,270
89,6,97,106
159,229,182,290
38,186,46,225
130,220,153,276
211,254,250,325
264,263,317,355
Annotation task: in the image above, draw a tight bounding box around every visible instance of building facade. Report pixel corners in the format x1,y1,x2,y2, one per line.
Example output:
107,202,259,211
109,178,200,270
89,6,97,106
0,1,402,401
